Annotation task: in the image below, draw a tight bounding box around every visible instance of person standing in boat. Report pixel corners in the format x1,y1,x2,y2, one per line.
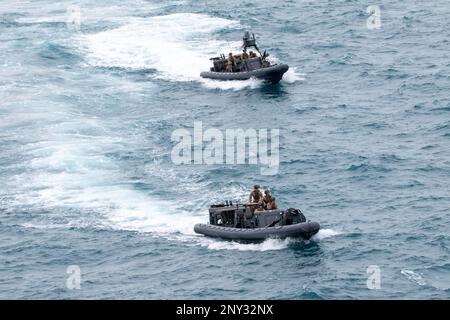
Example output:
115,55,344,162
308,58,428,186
249,185,262,203
226,52,235,72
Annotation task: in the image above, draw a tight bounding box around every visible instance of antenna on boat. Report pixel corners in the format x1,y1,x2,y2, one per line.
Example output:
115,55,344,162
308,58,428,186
242,31,262,56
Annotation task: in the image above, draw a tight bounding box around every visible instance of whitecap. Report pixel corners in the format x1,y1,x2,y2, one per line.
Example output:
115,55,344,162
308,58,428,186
401,269,427,286
312,228,342,240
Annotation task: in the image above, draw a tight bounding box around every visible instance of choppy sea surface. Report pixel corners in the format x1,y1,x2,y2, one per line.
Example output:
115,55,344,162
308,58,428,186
1,0,449,299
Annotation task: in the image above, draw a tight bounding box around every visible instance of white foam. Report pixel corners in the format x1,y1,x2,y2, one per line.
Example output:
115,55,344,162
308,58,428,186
78,13,239,84
283,67,305,83
27,154,203,236
76,13,297,90
201,77,264,91
9,114,205,237
266,56,304,84
312,228,342,240
401,269,427,286
198,237,297,251
195,228,342,251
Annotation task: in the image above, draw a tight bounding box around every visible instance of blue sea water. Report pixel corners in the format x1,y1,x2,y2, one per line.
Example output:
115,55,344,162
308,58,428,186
0,0,449,299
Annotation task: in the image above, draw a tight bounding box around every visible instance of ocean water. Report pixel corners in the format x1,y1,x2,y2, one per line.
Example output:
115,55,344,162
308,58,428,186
0,0,449,299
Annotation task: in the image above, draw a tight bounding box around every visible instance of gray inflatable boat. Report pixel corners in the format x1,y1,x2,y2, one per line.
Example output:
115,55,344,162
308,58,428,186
200,63,289,84
194,202,320,241
200,32,289,84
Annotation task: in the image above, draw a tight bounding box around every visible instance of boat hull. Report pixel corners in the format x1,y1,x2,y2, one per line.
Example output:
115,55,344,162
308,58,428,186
200,64,289,84
194,221,320,241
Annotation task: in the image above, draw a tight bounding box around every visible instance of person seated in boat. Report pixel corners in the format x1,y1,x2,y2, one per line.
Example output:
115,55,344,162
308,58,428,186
263,190,278,210
249,50,257,58
242,50,249,60
226,52,235,72
249,184,262,203
263,189,273,209
268,197,278,210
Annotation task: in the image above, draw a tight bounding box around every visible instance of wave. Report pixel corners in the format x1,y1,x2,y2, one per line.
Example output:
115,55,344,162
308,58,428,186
283,68,305,83
77,13,238,82
312,228,342,240
9,115,203,237
190,228,341,252
198,237,296,251
401,269,427,286
193,228,341,252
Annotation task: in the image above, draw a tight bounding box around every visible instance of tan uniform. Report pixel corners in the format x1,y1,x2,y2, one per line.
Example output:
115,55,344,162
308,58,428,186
263,194,273,206
226,55,235,72
267,200,278,210
249,190,262,203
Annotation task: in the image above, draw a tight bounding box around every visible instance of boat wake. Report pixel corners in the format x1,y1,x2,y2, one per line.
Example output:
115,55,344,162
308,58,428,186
198,237,297,252
76,13,302,90
192,228,341,252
